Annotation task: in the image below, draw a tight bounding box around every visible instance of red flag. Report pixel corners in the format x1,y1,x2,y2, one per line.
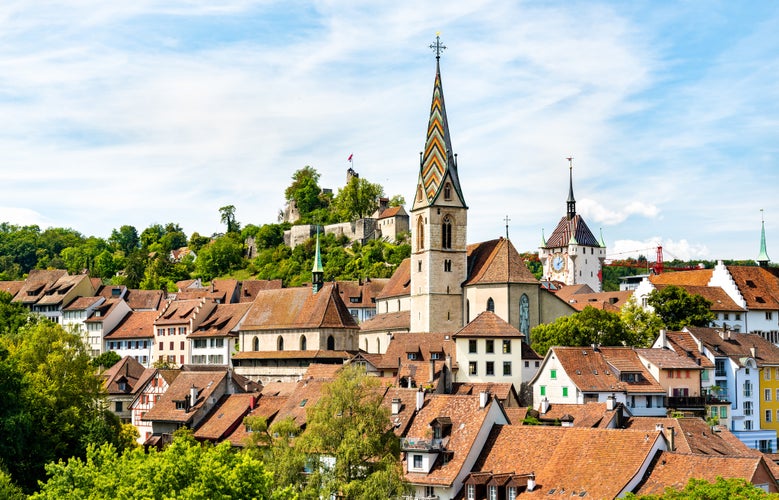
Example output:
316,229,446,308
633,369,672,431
347,154,353,162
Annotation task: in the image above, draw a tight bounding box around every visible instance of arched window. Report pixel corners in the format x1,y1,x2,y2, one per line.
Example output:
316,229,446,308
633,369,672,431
277,336,284,351
444,183,452,200
327,335,335,350
442,216,452,249
487,297,495,312
300,335,307,351
252,336,259,351
376,337,381,353
364,338,368,351
519,294,530,339
417,216,425,251
466,299,470,323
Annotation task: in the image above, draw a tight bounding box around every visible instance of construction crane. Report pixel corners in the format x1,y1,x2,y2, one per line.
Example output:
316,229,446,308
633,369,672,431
605,245,700,275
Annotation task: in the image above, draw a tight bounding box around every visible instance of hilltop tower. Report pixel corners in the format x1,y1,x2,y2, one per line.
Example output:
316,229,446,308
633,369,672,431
539,159,606,291
410,35,468,333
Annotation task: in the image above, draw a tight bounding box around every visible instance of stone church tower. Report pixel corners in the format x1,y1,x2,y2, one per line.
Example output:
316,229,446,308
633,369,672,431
539,160,606,291
410,38,468,333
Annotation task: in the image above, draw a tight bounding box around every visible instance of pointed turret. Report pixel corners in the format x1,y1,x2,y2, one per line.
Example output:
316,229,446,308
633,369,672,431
312,227,324,293
566,157,576,220
413,35,466,209
758,210,770,267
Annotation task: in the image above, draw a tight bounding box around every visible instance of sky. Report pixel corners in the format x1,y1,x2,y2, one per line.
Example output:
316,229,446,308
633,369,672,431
1,1,777,262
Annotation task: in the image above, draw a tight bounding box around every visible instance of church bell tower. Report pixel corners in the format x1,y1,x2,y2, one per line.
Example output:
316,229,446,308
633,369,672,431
410,35,468,333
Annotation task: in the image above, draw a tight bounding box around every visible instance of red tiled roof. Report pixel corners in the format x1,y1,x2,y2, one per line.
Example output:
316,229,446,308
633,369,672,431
453,311,524,338
142,371,227,424
451,383,516,404
650,268,713,287
727,265,779,310
552,347,665,394
63,295,103,311
105,310,157,339
464,237,538,286
193,393,255,441
377,332,456,371
652,284,743,312
125,289,164,311
664,330,714,368
35,274,92,306
562,290,634,312
378,205,407,219
102,356,146,395
242,283,358,331
155,299,206,326
224,394,289,447
188,302,251,338
12,269,68,304
359,311,411,333
543,215,600,248
635,348,704,370
531,402,616,428
473,425,662,499
686,327,779,366
337,278,390,308
232,350,352,361
377,258,410,299
239,280,283,303
0,280,23,298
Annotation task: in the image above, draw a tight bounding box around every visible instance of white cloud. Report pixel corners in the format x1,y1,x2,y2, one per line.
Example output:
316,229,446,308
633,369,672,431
579,199,660,226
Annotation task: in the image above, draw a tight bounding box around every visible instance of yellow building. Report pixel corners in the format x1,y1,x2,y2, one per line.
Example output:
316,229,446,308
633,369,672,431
760,364,779,440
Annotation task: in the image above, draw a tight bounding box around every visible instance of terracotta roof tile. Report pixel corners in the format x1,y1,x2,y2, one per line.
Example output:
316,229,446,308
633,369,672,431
635,348,704,370
377,258,410,299
377,332,457,372
453,311,524,338
193,393,255,441
188,303,251,338
224,394,289,447
303,363,342,380
63,295,103,311
35,274,92,306
686,327,779,366
451,382,516,403
464,238,537,286
155,299,207,325
359,311,411,333
543,215,600,248
239,280,283,302
383,387,427,436
378,205,407,219
97,285,127,299
337,278,390,308
473,425,662,499
404,395,498,486
125,289,164,311
0,280,23,298
102,356,146,395
727,265,779,310
85,298,125,323
242,283,358,331
105,310,157,339
553,347,665,394
650,268,713,287
532,402,617,428
12,269,68,304
635,451,768,496
652,284,743,312
625,417,756,456
142,371,228,424
562,290,634,312
664,330,715,368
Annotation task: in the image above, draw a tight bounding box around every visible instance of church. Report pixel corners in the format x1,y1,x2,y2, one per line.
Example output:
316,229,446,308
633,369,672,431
360,37,577,353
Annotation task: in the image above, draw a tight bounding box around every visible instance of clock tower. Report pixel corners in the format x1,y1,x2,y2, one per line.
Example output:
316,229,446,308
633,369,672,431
539,159,606,291
410,35,467,333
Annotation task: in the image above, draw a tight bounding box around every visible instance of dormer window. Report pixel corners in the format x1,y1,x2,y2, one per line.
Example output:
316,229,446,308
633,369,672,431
407,352,418,360
620,372,642,383
175,400,187,410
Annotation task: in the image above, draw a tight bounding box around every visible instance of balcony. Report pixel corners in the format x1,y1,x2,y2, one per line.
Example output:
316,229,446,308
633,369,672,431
666,395,730,409
400,437,444,452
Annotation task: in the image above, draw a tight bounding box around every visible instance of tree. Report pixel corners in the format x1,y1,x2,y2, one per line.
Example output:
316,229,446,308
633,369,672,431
388,194,406,207
647,285,715,331
284,166,329,221
187,232,211,252
32,432,295,500
108,225,140,255
91,351,122,370
333,176,385,221
530,306,630,356
195,235,245,281
624,476,775,499
219,205,241,234
297,365,407,499
621,297,665,347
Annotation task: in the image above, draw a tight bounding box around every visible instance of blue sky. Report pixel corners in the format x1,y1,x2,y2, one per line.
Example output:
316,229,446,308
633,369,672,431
1,1,777,262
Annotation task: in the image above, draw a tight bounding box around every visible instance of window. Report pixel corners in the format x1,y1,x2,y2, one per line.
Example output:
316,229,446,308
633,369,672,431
562,387,569,397
723,313,729,320
441,216,452,249
193,339,207,349
252,336,259,351
180,341,184,350
524,361,529,368
668,370,674,379
503,362,512,376
159,342,163,351
168,328,175,335
115,401,123,412
720,406,727,418
300,335,307,350
702,369,709,381
277,336,284,351
466,484,475,500
535,361,540,368
745,420,753,430
416,217,424,251
715,359,726,377
486,340,494,354
503,339,511,354
169,341,173,351
766,389,772,401
486,361,495,376
468,340,477,353
469,362,477,375
486,297,495,312
745,401,753,416
211,338,224,348
488,485,497,500
550,369,557,380
736,313,742,320
407,353,417,360
444,259,452,272
744,381,753,398
507,487,517,499
327,335,335,350
540,385,546,396
425,487,435,498
179,327,186,335
767,410,773,423
444,183,451,200
767,312,774,320
157,328,164,336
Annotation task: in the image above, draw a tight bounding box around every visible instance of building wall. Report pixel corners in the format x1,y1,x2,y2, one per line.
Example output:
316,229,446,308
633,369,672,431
454,336,524,389
760,366,779,436
190,336,236,365
107,338,153,367
539,243,606,292
132,373,169,444
239,327,358,353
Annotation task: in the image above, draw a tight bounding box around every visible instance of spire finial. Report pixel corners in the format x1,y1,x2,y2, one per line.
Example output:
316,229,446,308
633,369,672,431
312,226,324,293
758,209,770,266
504,215,511,240
430,32,446,60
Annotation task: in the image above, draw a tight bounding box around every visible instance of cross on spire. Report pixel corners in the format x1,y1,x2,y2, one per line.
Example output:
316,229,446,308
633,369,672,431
430,32,446,60
504,215,511,240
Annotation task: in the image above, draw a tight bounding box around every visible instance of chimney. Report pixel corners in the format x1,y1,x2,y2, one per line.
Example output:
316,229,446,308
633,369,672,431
750,346,757,359
659,329,666,347
429,359,435,384
415,389,424,412
540,397,550,414
249,395,257,410
606,394,615,411
445,354,453,394
655,423,664,432
666,426,675,451
527,473,536,492
190,385,198,407
479,391,489,409
391,397,401,415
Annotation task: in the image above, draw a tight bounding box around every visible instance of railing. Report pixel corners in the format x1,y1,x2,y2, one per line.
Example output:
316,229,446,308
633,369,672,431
400,438,443,452
665,395,730,408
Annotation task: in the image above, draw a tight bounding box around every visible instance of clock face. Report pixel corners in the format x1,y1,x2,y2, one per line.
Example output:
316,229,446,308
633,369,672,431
552,255,564,271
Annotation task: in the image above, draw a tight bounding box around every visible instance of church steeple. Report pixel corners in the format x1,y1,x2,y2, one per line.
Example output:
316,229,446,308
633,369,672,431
414,34,465,209
312,227,324,293
566,157,576,220
758,209,770,267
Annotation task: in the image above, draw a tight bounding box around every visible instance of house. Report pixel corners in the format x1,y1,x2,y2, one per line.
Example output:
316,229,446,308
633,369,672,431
176,279,240,304
124,289,164,311
401,393,509,500
237,279,283,303
154,298,217,367
188,302,251,366
451,311,540,395
233,282,359,383
101,356,147,423
371,332,456,391
104,310,157,367
509,400,628,428
635,347,708,416
62,296,105,351
466,425,666,499
12,269,95,323
82,298,131,357
336,278,389,323
376,204,410,243
193,393,258,443
130,368,179,444
553,283,634,312
531,346,667,417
